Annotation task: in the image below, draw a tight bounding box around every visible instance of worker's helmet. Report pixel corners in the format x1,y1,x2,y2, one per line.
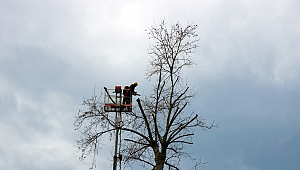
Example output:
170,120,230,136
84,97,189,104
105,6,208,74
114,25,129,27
134,82,138,86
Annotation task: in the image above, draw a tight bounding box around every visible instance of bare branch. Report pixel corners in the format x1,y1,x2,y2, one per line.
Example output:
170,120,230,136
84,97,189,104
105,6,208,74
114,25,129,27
75,20,216,170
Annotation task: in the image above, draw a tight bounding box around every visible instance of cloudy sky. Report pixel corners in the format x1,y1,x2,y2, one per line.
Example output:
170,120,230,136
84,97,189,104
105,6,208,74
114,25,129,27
1,0,299,169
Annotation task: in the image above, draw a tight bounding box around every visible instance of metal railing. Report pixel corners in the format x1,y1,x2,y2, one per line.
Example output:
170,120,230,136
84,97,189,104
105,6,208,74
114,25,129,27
104,87,132,112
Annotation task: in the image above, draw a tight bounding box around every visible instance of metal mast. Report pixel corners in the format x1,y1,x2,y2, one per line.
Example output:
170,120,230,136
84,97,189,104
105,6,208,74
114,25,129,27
112,111,119,170
104,86,131,170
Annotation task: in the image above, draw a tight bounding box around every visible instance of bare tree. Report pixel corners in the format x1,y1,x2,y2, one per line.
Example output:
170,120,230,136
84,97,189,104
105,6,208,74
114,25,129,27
75,20,217,170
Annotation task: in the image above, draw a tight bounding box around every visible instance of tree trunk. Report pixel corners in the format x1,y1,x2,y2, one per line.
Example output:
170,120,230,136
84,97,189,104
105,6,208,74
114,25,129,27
154,151,166,170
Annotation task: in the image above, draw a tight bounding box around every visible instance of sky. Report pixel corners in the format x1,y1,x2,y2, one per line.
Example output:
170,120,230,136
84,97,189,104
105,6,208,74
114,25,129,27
0,0,299,169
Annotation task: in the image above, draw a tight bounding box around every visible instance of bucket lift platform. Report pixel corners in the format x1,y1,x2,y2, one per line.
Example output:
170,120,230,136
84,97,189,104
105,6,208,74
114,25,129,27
104,86,132,112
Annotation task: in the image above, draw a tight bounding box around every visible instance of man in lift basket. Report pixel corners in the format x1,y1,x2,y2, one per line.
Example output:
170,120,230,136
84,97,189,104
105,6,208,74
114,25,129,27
123,82,139,104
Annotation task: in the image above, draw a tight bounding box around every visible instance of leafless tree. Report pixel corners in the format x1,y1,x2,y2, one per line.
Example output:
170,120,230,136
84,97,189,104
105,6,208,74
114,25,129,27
75,20,217,170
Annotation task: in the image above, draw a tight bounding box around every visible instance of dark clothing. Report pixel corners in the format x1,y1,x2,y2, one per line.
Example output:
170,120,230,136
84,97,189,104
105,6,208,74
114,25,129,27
123,96,130,104
130,83,137,95
123,83,137,104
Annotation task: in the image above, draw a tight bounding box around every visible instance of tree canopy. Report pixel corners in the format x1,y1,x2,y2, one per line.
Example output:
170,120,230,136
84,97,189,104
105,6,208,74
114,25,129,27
75,20,217,170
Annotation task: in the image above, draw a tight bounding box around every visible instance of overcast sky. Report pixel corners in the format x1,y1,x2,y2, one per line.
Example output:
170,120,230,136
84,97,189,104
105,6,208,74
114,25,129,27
1,0,299,170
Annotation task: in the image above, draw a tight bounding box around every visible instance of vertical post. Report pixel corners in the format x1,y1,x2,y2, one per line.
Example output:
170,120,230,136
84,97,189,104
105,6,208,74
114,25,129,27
113,111,119,170
113,86,122,170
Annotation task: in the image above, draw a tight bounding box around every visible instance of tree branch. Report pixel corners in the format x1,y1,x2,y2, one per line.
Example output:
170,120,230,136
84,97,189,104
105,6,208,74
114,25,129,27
136,98,154,143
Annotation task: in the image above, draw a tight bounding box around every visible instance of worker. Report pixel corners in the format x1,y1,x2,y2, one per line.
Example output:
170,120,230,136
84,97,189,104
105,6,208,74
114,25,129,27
123,82,138,104
130,82,138,96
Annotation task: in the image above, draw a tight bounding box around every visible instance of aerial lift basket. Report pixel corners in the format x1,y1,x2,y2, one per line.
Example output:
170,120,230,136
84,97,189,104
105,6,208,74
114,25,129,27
104,86,132,112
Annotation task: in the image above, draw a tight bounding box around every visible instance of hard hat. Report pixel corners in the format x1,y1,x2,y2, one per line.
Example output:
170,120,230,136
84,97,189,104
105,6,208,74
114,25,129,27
134,82,138,86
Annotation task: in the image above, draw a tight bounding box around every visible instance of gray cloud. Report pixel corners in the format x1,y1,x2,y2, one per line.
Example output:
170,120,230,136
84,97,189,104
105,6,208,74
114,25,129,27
0,0,299,169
